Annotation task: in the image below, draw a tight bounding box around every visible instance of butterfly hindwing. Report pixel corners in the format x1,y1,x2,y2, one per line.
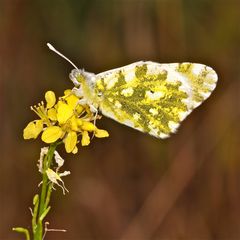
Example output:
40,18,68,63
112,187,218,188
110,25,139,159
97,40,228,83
93,61,217,138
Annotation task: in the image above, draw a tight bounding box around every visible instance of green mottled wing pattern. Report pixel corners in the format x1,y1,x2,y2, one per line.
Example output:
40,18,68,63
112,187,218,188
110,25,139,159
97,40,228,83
94,61,217,138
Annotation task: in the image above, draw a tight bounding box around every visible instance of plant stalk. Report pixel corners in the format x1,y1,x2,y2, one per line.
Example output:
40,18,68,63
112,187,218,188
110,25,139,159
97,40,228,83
33,143,57,240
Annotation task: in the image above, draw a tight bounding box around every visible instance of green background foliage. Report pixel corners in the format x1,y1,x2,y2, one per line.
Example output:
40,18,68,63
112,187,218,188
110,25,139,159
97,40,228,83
1,0,240,239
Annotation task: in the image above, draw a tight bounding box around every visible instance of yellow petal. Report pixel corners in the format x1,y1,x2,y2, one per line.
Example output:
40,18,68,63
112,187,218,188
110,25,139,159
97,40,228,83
64,131,77,153
47,108,57,121
23,120,43,139
65,94,79,109
77,119,83,126
81,121,96,132
81,131,90,146
75,104,84,115
57,102,73,124
72,146,78,154
64,89,72,96
95,129,109,138
41,126,63,143
45,91,56,109
69,116,79,131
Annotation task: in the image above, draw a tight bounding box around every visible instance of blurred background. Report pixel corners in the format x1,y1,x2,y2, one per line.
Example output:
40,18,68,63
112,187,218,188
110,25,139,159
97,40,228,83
1,0,240,239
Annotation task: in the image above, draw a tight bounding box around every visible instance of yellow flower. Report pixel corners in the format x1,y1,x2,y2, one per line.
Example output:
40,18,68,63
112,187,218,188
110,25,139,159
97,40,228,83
81,121,96,131
95,129,109,138
41,126,63,143
23,120,43,139
81,131,90,146
23,91,56,139
45,91,56,108
23,90,109,154
64,131,77,153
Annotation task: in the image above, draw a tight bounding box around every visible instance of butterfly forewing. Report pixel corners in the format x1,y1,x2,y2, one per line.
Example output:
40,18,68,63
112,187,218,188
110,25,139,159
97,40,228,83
93,61,218,138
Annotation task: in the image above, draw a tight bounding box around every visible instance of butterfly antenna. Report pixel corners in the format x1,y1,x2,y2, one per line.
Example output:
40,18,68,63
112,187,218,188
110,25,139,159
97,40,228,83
47,43,79,70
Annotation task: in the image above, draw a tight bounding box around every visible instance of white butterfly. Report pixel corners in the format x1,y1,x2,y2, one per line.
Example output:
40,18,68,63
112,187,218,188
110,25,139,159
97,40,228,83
47,43,218,138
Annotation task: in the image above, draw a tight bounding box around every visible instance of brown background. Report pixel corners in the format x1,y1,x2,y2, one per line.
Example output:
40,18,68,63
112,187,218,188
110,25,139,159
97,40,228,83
1,0,240,239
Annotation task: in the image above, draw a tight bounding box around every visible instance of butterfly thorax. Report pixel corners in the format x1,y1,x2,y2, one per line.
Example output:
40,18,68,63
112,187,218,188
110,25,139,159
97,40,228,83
69,69,99,108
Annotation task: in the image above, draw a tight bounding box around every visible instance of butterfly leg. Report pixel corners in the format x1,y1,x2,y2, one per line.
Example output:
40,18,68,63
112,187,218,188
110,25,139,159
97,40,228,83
72,87,83,98
76,99,98,122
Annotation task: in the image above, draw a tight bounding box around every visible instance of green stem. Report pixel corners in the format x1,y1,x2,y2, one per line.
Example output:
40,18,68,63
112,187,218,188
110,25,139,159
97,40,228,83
33,143,57,240
12,227,30,240
44,183,53,210
32,194,39,235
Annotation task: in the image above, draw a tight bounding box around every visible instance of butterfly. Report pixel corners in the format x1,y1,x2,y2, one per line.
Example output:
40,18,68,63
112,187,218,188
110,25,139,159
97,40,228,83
48,43,218,139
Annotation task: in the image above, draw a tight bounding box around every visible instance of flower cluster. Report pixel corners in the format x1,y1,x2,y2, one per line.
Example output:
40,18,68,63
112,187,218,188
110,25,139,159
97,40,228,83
23,90,109,153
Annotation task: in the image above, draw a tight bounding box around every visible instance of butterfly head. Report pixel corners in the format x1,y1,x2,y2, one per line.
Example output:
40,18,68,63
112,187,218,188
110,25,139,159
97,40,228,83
69,69,86,87
69,69,97,105
69,69,96,88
